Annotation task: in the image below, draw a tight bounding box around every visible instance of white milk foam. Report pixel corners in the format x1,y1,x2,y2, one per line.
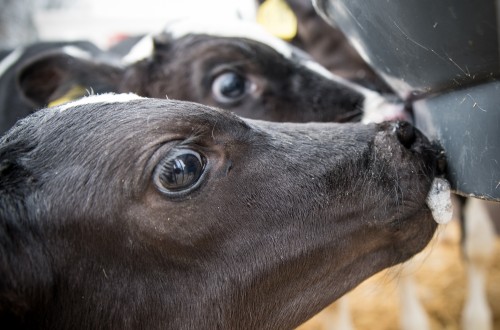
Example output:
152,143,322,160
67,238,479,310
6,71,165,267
426,177,453,224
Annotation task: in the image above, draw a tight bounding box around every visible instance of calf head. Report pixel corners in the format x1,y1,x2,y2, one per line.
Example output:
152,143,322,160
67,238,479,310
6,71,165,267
0,94,439,329
17,20,404,124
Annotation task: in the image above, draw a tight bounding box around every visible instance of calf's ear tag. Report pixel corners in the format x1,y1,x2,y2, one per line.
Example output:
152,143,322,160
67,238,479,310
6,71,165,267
48,85,87,107
257,0,298,41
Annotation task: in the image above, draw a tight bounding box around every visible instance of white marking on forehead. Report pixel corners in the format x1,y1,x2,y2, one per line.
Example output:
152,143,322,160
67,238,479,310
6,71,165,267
57,93,145,112
165,19,294,58
122,35,155,64
0,47,23,78
61,46,93,60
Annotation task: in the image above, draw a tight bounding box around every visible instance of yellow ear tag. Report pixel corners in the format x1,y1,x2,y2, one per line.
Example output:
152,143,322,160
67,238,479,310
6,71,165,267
48,85,87,107
257,0,298,41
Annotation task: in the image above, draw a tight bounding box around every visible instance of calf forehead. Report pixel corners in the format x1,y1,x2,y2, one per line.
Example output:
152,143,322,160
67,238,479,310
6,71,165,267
21,96,249,149
125,20,303,65
167,36,290,72
164,19,294,59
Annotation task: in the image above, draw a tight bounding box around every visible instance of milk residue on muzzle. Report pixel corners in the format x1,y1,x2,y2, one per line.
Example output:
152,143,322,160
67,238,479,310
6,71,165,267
426,178,453,224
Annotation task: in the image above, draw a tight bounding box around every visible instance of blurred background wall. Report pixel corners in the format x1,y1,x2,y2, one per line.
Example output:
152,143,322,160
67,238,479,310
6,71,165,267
0,0,258,49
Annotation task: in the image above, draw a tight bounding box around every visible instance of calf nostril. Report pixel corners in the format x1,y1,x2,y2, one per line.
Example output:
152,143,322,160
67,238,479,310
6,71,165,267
394,121,416,149
436,151,447,175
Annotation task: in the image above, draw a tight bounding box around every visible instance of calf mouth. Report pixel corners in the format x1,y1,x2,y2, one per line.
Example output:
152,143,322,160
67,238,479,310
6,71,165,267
335,108,364,123
309,115,444,260
341,121,445,258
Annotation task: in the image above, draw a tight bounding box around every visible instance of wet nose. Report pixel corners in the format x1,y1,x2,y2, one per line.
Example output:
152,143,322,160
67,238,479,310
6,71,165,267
393,121,416,149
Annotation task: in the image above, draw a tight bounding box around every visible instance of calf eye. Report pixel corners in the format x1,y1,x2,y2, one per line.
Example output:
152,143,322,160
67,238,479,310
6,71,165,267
154,149,205,193
211,72,248,104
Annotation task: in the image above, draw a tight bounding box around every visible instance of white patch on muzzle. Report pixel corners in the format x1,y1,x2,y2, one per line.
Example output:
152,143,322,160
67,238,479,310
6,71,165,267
361,92,409,124
303,60,408,124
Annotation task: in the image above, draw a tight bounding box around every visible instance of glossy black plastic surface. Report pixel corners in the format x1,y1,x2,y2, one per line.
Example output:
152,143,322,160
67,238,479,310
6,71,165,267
314,0,500,200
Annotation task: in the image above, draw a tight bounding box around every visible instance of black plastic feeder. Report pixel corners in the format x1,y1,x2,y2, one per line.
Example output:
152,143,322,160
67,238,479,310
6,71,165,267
314,0,500,201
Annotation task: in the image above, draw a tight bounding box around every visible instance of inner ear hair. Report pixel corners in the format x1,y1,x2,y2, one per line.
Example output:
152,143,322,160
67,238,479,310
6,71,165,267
17,63,67,108
16,51,125,108
16,52,80,108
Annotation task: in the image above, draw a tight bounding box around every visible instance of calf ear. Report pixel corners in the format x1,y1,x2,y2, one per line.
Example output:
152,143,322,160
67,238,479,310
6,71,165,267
16,51,125,108
152,33,173,54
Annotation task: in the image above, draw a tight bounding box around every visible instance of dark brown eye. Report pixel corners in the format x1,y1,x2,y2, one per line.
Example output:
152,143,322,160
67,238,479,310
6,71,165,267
211,72,248,104
154,149,205,193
